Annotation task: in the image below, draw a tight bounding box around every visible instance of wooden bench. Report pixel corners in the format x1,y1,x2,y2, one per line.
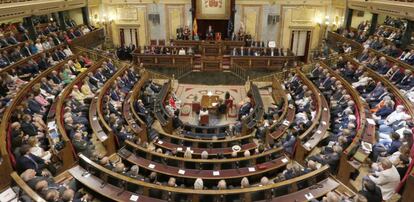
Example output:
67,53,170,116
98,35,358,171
76,153,338,202
123,140,284,170
294,68,330,165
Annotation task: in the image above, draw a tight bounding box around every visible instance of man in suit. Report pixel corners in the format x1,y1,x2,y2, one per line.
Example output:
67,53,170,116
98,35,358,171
57,48,67,60
397,70,414,90
16,144,47,175
37,53,50,71
0,53,10,68
50,70,63,85
72,133,94,157
94,69,106,83
10,47,23,62
27,94,45,115
21,42,32,57
238,98,252,120
360,178,383,202
0,34,9,48
205,25,214,40
367,159,400,201
376,57,390,75
386,65,404,84
308,145,342,173
51,50,61,62
6,33,18,45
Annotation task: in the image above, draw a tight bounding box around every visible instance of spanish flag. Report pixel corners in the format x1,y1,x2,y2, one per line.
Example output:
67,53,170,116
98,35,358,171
193,18,198,36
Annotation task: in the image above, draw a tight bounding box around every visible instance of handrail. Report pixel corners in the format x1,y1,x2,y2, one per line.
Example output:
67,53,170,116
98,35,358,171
10,172,46,202
229,63,248,81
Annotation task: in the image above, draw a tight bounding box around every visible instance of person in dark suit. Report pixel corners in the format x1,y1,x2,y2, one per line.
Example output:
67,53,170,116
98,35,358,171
359,179,382,202
50,70,62,85
10,47,23,62
21,43,32,57
37,54,50,71
0,35,9,48
238,98,252,120
0,53,10,68
375,57,390,75
16,144,47,175
6,33,18,45
385,65,404,84
375,101,394,120
205,25,214,40
94,69,106,83
308,145,342,173
397,70,414,90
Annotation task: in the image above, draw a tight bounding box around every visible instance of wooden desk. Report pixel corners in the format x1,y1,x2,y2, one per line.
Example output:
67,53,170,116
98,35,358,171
120,151,289,180
77,153,334,202
69,166,163,202
266,178,340,202
124,140,283,169
200,95,220,109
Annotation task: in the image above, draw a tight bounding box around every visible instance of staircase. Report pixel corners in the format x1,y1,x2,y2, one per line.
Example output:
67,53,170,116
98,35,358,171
222,55,231,71
193,54,202,72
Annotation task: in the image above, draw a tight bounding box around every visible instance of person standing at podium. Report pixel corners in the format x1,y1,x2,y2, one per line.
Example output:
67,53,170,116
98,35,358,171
206,25,214,40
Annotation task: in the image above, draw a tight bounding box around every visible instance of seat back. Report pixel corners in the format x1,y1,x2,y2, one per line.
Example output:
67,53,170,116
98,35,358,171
200,115,209,125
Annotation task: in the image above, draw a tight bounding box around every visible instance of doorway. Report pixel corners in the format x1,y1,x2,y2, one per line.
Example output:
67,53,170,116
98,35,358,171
290,30,311,61
119,28,139,47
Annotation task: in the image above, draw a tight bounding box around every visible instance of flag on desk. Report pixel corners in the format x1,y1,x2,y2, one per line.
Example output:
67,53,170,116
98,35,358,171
193,18,198,36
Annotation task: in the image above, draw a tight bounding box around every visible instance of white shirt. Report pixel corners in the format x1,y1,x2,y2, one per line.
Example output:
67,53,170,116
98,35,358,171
63,48,73,56
35,43,44,52
369,166,400,200
384,110,411,125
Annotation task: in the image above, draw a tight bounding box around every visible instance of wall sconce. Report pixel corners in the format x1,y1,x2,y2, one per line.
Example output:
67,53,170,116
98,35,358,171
314,17,322,26
324,15,330,25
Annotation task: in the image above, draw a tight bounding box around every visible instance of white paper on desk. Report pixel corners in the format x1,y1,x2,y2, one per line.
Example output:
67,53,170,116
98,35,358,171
283,120,290,126
321,121,327,125
212,102,218,106
177,147,183,151
248,167,256,172
213,171,220,176
323,108,328,111
178,169,185,175
304,142,311,148
281,158,289,163
148,164,156,169
316,130,321,134
366,118,376,125
361,141,373,152
158,140,163,144
305,193,314,200
92,117,97,121
129,194,139,201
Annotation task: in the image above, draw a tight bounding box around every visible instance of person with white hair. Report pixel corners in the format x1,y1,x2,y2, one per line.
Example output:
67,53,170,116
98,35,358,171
378,105,411,136
240,177,250,188
184,147,192,159
194,178,204,190
217,180,227,190
127,165,140,178
367,158,400,200
201,150,208,159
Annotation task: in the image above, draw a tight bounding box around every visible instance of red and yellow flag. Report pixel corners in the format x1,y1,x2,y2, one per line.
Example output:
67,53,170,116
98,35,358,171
193,18,198,36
